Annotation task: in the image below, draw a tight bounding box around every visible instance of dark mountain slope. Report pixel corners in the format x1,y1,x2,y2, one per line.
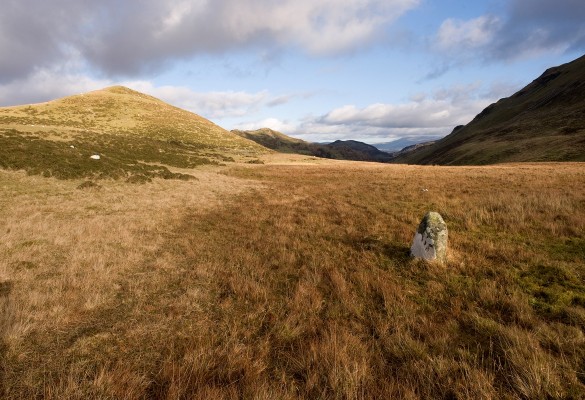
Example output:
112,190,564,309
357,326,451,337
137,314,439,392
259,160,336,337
232,128,393,162
327,140,393,162
393,54,585,165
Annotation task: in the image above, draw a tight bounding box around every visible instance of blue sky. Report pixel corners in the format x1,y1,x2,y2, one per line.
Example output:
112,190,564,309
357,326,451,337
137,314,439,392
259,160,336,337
1,0,584,145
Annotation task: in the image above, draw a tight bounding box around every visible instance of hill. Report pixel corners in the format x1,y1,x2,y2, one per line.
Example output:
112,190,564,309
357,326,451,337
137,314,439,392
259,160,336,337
326,139,393,162
233,128,393,162
0,86,267,181
232,128,317,155
393,54,585,165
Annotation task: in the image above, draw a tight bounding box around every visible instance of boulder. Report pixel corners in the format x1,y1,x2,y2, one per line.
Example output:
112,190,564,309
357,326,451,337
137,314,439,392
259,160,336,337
410,212,448,263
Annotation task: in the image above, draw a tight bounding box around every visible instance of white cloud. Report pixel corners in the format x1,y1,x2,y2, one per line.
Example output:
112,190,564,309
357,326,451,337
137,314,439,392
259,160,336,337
430,0,585,69
233,118,297,133
215,0,420,55
124,82,269,119
0,69,110,106
0,0,421,79
294,121,449,144
320,98,485,129
229,82,514,144
436,15,501,52
292,83,498,143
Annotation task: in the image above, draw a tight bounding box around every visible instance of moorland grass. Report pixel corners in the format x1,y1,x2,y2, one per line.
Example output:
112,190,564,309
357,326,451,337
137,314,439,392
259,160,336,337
0,86,268,182
0,160,584,399
0,129,206,181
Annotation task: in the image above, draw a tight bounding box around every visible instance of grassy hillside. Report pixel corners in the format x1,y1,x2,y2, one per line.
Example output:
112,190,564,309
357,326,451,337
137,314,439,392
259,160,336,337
233,128,393,162
1,160,584,398
394,54,585,165
0,86,267,181
232,128,312,154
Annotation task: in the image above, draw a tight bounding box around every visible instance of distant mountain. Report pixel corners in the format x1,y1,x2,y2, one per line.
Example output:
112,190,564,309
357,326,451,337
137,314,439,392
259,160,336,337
326,140,393,162
232,128,393,162
373,136,441,153
393,54,585,165
0,86,267,181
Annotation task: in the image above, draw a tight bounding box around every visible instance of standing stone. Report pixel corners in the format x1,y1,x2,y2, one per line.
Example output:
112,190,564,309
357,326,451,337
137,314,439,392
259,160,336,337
410,212,448,263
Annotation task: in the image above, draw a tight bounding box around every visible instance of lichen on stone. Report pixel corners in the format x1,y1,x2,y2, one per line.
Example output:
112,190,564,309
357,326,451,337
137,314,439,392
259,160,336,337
411,211,448,263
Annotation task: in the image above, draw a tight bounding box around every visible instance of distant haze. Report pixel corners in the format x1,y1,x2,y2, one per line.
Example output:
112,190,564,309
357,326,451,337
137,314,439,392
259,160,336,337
371,136,443,152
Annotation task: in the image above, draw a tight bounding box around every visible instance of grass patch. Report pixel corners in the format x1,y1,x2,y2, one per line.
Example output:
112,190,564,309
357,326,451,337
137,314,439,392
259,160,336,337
0,162,584,398
0,129,205,181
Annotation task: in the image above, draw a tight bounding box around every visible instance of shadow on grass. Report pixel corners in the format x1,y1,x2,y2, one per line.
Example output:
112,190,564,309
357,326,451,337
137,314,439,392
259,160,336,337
344,235,411,264
0,280,13,398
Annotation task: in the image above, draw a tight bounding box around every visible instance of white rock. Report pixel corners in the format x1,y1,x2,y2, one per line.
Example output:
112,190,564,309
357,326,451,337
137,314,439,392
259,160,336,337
90,155,101,160
411,212,448,263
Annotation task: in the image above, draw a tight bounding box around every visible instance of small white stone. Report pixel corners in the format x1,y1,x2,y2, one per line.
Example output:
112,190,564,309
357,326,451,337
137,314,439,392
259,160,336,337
90,155,101,160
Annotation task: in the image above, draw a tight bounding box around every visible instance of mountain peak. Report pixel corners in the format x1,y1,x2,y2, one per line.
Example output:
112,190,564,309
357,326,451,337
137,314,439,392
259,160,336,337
86,85,161,102
102,85,137,94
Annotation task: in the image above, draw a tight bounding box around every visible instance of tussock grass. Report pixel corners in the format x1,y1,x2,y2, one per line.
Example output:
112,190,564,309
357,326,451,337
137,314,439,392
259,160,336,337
0,161,584,398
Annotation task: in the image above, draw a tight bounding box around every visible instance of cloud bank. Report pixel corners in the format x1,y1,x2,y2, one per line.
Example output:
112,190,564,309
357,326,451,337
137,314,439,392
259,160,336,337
0,0,419,81
433,0,585,64
236,83,509,144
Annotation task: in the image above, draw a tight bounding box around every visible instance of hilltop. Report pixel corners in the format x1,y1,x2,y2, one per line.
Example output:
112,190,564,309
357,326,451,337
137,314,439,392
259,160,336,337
233,128,316,155
0,86,267,181
393,54,585,165
233,128,393,162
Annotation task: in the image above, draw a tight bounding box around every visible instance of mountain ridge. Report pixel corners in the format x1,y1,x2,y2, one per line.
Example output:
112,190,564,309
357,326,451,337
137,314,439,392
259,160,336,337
392,54,585,165
232,128,393,162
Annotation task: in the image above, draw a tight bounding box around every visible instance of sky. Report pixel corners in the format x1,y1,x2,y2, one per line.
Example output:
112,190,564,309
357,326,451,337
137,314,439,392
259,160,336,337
1,0,584,146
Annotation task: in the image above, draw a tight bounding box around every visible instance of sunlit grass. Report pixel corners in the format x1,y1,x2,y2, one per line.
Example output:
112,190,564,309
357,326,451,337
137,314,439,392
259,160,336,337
0,161,583,398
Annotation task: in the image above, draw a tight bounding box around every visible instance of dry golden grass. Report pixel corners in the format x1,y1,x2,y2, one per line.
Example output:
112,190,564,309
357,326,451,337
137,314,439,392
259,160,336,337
0,160,584,399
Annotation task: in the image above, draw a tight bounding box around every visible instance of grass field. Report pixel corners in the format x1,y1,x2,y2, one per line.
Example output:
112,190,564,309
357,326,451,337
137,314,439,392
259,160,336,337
0,158,584,399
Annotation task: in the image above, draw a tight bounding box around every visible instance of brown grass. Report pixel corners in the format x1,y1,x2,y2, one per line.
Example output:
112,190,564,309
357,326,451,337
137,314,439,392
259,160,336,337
0,160,584,399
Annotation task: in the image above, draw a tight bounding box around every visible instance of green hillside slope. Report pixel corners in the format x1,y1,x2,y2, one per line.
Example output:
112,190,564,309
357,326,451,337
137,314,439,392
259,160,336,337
394,54,585,165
